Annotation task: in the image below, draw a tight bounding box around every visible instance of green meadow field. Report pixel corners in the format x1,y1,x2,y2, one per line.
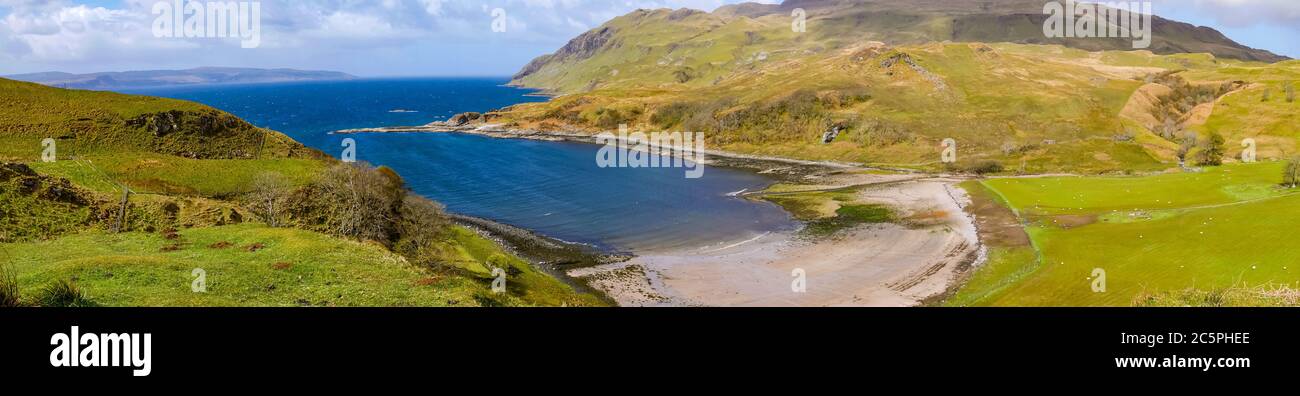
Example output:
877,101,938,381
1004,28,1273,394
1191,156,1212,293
951,162,1300,306
2,223,601,307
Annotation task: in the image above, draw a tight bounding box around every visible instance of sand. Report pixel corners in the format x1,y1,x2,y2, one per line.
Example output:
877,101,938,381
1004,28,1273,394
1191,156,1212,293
568,176,984,307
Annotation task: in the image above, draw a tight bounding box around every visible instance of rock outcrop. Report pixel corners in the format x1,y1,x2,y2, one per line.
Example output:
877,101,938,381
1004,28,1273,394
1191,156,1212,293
513,26,616,80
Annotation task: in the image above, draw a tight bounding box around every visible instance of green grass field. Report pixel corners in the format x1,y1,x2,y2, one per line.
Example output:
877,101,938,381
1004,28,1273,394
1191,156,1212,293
1,223,604,307
952,162,1300,306
5,224,465,307
27,153,325,197
983,162,1289,216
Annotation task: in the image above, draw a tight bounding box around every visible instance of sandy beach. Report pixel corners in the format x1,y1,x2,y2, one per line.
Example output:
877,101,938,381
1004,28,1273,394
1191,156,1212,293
569,175,984,307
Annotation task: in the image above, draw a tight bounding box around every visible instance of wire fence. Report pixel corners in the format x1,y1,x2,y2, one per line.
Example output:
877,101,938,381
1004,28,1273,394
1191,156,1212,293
63,138,144,232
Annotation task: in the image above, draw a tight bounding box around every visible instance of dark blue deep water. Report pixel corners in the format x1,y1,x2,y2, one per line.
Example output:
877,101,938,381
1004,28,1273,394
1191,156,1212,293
127,78,794,251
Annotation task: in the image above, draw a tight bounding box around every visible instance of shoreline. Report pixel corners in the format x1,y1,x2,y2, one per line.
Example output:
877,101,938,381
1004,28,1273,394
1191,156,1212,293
447,214,629,305
332,122,923,179
569,175,985,307
339,121,987,307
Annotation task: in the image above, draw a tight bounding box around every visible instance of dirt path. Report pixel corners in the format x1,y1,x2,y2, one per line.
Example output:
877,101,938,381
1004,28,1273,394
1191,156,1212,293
569,176,984,307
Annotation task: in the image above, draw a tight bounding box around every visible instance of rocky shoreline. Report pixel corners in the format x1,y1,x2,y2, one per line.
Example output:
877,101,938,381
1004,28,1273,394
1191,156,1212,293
448,213,629,304
332,113,925,182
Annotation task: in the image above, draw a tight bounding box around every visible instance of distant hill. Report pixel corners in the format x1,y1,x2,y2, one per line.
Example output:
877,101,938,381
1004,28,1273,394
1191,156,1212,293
6,67,358,90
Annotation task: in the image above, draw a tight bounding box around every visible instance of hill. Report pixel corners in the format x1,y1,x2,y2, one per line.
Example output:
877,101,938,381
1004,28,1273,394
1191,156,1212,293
6,67,358,90
515,0,1284,92
493,0,1298,174
0,79,604,307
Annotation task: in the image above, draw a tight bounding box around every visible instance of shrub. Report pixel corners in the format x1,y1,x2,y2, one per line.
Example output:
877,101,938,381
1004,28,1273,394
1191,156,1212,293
832,87,873,107
315,163,406,244
966,160,1004,175
247,172,291,227
1196,132,1225,166
649,102,694,129
37,279,93,307
680,99,733,135
1177,133,1198,163
1284,157,1300,188
592,107,642,130
713,89,830,144
394,195,453,268
673,68,695,83
376,166,404,186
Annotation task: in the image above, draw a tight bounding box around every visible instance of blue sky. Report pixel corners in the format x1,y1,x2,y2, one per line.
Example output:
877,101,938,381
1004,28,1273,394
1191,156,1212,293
1154,0,1300,62
1,0,1297,77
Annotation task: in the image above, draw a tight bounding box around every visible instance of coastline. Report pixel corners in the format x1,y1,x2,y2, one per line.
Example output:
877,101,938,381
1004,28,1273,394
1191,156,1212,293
569,175,984,307
447,213,629,304
331,122,920,178
338,120,988,307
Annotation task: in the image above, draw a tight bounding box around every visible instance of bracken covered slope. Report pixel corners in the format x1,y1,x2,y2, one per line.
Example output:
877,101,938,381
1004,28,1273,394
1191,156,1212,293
499,0,1296,174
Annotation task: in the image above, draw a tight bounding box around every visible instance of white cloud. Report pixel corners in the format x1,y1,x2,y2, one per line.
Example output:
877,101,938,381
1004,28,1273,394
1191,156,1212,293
3,0,759,74
420,0,444,16
0,0,1288,76
1155,0,1300,27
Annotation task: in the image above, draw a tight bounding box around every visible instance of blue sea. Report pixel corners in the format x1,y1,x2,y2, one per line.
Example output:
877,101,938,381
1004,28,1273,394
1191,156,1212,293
126,78,795,252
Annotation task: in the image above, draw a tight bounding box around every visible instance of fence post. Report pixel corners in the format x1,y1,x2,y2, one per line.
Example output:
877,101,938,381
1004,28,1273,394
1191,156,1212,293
114,187,131,233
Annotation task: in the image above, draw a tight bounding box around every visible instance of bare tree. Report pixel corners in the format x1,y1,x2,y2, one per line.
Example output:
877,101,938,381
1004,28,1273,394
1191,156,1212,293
1286,82,1295,103
395,195,451,267
1001,142,1016,156
317,163,405,243
248,172,291,227
1177,133,1198,166
1285,156,1300,188
1159,117,1181,140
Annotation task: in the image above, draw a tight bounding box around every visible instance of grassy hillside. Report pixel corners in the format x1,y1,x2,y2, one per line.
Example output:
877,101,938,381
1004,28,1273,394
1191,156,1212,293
2,223,599,307
515,1,1283,93
498,2,1297,174
0,78,317,161
0,79,605,307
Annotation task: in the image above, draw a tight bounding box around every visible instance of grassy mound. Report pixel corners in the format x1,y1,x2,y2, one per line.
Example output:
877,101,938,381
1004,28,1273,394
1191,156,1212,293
0,78,317,161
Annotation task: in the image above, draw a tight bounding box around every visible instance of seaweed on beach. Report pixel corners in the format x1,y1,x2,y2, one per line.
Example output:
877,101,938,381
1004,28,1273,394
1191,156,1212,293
801,204,894,238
